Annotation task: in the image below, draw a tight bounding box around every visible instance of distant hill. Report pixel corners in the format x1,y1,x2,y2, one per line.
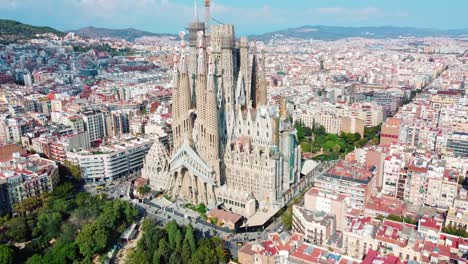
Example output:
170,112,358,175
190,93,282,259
251,25,468,42
70,26,174,41
0,19,64,44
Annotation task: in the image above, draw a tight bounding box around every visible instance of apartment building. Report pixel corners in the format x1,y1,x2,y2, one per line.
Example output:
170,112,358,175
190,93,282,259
66,138,152,183
292,205,336,246
314,160,377,209
351,102,384,127
343,217,379,259
447,132,468,157
303,187,350,231
380,118,402,146
0,153,59,213
425,168,459,209
82,110,106,142
382,154,408,199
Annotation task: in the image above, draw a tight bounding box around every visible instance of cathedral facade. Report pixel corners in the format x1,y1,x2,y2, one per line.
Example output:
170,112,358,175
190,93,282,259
143,6,301,219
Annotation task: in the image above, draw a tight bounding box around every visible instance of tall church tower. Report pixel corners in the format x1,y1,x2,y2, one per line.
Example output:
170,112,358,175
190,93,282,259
250,40,258,107
256,50,268,107
203,48,221,184
172,32,193,150
239,37,250,107
186,1,205,106
160,1,301,215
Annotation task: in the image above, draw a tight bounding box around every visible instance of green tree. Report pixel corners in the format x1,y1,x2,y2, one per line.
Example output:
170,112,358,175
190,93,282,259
47,198,74,215
185,224,196,254
63,161,82,180
26,254,44,264
175,229,183,252
74,192,92,207
212,237,227,263
331,144,341,153
152,252,162,264
40,241,78,264
137,220,166,261
7,216,30,242
0,244,13,264
181,239,192,263
314,126,327,136
76,223,109,258
157,239,171,263
127,249,150,264
59,223,77,242
137,185,151,195
442,226,468,238
300,142,312,153
281,206,293,230
51,182,76,199
303,126,313,138
192,238,218,264
14,196,43,215
295,125,305,142
323,141,336,151
169,252,182,264
166,221,179,250
35,211,62,239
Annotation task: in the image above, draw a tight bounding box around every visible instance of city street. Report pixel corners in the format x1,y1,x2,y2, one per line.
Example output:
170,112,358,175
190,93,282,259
81,159,336,260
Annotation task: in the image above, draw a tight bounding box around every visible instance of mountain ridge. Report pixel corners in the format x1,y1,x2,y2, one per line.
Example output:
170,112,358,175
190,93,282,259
0,19,64,44
69,26,175,41
249,25,468,41
2,19,468,44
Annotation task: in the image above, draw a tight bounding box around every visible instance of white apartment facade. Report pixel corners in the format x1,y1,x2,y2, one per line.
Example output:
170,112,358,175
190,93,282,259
67,138,152,183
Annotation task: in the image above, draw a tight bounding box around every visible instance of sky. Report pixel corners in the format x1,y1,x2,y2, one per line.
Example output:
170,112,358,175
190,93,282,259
1,0,467,35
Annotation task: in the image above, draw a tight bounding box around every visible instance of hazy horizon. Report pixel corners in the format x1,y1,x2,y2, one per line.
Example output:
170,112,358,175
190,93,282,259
0,0,467,35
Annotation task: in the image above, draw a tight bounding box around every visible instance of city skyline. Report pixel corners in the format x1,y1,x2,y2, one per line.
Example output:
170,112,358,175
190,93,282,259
1,0,468,35
0,0,467,263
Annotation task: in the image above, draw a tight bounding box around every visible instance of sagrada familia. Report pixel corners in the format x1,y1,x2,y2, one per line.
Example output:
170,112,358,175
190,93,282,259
143,0,301,219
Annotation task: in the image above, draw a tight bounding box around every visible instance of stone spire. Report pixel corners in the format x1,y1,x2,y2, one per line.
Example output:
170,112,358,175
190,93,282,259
235,70,246,107
187,5,205,107
172,46,180,121
204,47,221,183
250,40,258,107
220,25,235,108
195,31,207,119
173,31,193,150
239,36,250,105
256,49,268,107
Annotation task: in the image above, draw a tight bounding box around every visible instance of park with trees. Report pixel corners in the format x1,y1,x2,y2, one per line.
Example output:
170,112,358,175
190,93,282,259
0,179,139,264
126,219,228,264
294,121,381,161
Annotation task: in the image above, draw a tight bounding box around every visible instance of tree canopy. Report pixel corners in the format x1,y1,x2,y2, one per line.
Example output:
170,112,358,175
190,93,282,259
295,121,381,161
1,179,139,263
0,244,14,264
127,220,228,264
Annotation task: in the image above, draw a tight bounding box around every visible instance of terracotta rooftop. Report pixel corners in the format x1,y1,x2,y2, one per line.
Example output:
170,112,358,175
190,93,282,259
365,195,407,216
419,217,442,231
326,160,375,182
290,244,342,264
307,187,349,202
239,232,304,258
362,249,402,264
421,241,451,263
207,208,242,224
375,220,416,247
